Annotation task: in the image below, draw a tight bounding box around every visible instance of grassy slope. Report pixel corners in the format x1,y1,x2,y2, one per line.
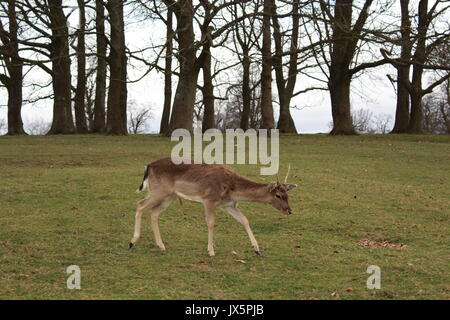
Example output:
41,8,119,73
0,134,448,299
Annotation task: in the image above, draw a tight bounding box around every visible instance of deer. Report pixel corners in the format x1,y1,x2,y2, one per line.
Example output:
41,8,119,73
129,157,297,256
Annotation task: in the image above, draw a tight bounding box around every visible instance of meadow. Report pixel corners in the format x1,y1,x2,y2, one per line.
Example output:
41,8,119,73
0,134,449,299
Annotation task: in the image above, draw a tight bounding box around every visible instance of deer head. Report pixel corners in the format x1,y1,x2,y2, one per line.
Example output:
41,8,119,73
267,165,297,215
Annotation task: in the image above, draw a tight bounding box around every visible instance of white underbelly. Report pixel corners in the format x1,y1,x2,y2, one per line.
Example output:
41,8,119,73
176,192,204,203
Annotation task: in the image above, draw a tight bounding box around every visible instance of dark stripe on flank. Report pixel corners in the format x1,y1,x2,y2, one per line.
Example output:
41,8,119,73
138,165,149,191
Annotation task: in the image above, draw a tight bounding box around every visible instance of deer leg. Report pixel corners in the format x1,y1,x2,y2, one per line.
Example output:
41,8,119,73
226,205,261,255
149,197,174,251
129,197,155,248
204,202,216,257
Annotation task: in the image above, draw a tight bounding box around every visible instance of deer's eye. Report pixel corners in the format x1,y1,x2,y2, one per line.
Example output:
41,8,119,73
276,194,282,199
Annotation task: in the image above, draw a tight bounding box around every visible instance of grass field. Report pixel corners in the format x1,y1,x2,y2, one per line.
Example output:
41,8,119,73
0,134,449,299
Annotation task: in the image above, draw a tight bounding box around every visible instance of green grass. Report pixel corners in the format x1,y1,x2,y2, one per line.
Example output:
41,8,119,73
0,134,449,299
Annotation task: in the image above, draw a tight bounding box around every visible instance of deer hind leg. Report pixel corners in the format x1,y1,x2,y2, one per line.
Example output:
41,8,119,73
226,205,261,255
204,201,216,257
150,196,175,251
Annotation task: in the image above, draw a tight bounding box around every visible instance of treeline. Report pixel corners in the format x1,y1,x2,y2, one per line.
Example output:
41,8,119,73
0,0,449,136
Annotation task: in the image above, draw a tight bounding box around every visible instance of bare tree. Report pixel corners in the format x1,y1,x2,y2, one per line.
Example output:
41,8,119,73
260,0,275,130
382,0,450,133
271,0,298,133
327,0,382,134
92,0,107,133
128,103,152,134
47,0,76,134
391,0,412,133
229,0,261,130
352,108,373,133
0,0,25,135
74,0,88,133
374,113,393,134
200,24,215,132
422,82,450,134
163,0,201,135
159,4,173,135
85,64,97,131
105,0,127,135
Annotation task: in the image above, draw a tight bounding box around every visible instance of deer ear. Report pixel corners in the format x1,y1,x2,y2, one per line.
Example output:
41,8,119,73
284,183,297,191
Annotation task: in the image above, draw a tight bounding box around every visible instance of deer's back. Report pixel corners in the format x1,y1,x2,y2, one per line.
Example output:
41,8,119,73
148,157,241,203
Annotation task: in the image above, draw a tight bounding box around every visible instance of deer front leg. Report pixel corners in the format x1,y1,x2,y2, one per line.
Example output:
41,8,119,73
129,197,154,248
130,195,173,250
226,205,261,255
204,202,216,257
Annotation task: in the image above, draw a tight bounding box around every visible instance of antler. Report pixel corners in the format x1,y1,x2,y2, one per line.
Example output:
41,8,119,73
284,164,291,183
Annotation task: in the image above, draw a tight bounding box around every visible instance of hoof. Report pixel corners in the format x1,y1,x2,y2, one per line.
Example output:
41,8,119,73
255,250,262,256
129,242,134,249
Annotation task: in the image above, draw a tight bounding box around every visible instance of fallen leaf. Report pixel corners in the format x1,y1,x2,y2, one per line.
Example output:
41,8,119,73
345,288,353,292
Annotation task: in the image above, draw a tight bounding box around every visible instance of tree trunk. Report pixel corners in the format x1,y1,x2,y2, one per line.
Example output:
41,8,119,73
328,0,361,135
408,90,423,133
201,25,215,132
272,0,297,133
92,0,107,133
277,101,297,133
201,50,215,132
260,0,275,130
74,0,88,133
391,0,411,133
6,75,24,135
48,0,75,134
105,0,127,135
329,71,355,134
160,6,173,135
240,49,251,130
392,66,411,133
120,0,128,132
407,0,428,134
3,0,25,135
166,0,199,136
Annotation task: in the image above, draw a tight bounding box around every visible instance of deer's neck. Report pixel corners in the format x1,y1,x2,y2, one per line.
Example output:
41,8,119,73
232,177,269,203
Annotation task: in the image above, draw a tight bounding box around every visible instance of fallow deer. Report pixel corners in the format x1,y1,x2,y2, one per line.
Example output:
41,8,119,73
129,157,297,256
